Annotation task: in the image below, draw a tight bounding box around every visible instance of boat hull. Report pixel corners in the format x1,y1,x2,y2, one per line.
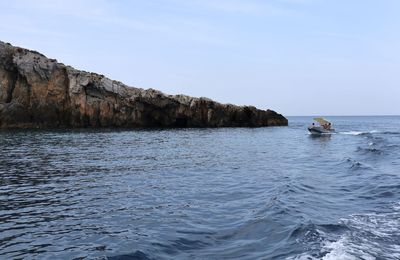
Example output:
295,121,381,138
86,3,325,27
308,126,334,135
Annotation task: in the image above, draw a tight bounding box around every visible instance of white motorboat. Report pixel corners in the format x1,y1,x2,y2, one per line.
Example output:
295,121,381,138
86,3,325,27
308,117,334,134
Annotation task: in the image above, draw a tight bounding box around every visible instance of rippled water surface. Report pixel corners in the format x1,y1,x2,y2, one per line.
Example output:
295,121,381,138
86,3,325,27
1,116,400,259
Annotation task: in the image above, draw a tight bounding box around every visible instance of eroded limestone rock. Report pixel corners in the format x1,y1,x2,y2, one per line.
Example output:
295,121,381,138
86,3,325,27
0,41,288,128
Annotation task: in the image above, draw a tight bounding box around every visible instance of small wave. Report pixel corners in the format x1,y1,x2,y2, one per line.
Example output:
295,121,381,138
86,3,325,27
107,250,153,260
382,131,400,135
384,144,400,150
341,157,371,170
290,223,348,241
356,146,383,155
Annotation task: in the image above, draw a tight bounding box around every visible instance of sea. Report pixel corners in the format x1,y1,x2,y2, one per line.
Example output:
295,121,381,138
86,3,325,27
0,116,399,260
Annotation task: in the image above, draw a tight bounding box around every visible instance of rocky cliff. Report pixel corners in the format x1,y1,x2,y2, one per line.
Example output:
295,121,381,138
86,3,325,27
0,41,288,128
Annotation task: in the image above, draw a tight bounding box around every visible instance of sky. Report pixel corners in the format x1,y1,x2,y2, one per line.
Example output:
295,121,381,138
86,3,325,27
0,0,399,116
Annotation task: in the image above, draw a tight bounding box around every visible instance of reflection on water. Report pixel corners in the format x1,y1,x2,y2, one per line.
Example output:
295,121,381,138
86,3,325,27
308,133,332,141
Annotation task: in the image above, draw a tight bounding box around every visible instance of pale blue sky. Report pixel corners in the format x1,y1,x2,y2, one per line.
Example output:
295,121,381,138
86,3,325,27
1,0,399,115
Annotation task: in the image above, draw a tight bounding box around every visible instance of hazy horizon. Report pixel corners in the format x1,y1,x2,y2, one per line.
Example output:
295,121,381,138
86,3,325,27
1,0,399,116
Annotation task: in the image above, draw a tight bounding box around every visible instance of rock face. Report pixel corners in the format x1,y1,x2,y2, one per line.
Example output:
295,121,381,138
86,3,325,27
0,41,288,128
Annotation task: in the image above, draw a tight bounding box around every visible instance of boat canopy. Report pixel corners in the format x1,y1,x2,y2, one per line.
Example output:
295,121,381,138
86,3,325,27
313,117,331,125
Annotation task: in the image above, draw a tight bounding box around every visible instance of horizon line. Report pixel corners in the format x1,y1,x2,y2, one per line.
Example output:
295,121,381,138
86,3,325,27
286,115,400,117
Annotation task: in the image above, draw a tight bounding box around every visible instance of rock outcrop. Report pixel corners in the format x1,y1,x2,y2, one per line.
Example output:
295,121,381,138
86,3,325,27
0,41,288,128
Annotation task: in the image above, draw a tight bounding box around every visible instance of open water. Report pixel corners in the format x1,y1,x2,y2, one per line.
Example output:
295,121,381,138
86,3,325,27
0,116,399,259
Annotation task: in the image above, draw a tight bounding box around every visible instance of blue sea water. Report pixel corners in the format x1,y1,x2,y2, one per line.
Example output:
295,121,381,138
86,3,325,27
0,116,399,259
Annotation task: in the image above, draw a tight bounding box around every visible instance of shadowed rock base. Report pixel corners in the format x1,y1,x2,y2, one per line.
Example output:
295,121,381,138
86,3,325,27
0,41,288,128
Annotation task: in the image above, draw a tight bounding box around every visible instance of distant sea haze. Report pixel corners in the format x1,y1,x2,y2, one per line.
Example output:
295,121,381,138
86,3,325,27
1,116,400,259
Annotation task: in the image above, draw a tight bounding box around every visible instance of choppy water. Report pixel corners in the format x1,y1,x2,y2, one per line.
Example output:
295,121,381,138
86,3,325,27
0,116,399,259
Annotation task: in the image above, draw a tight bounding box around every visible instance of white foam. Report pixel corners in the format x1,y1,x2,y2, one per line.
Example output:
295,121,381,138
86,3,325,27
322,237,375,260
290,202,400,260
393,202,400,210
340,130,381,136
286,253,318,260
327,208,400,259
340,131,365,136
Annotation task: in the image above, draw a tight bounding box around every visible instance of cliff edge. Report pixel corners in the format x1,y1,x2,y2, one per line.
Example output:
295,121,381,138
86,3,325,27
0,41,288,128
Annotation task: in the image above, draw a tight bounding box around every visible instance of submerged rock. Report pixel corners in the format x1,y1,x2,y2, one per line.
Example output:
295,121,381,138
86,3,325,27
0,41,288,128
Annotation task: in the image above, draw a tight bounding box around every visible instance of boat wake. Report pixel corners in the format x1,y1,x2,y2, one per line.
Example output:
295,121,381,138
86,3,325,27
339,130,379,136
288,202,400,260
339,130,400,136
